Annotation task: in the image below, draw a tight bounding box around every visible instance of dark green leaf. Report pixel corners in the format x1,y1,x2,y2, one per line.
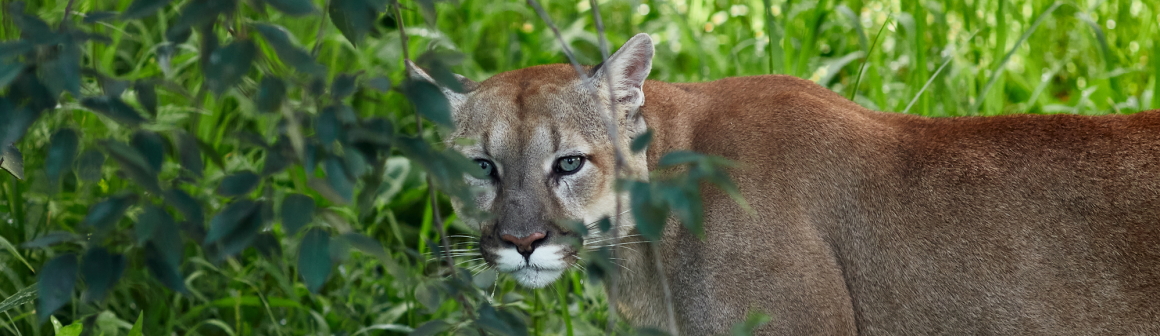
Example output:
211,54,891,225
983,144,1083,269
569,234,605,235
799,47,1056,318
328,0,379,46
205,200,258,244
133,80,158,116
415,0,437,27
629,181,667,242
315,108,341,146
280,193,314,234
1,145,24,179
306,76,326,97
476,303,525,336
416,51,467,93
150,208,183,267
37,254,78,322
216,170,260,197
75,149,105,182
169,0,234,36
637,327,673,336
331,73,358,99
339,232,388,261
631,129,654,153
343,150,367,178
135,205,172,245
255,75,286,113
262,146,290,175
663,185,703,237
82,195,137,233
730,312,772,336
204,38,257,96
121,0,175,20
82,96,148,126
172,131,203,177
215,206,263,259
253,233,281,258
41,40,82,97
80,247,125,303
144,243,186,293
325,157,353,202
366,75,391,92
0,284,36,315
45,129,80,185
658,150,703,168
103,140,160,193
262,0,317,15
96,73,129,97
252,23,325,75
131,130,165,172
298,228,331,293
83,11,119,23
13,10,55,44
164,189,204,225
0,41,34,59
9,69,57,112
0,60,23,89
409,320,451,336
20,231,79,249
401,79,454,128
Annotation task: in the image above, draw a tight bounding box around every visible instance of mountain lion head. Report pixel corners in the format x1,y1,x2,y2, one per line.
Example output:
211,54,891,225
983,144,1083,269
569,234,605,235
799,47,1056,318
409,35,656,288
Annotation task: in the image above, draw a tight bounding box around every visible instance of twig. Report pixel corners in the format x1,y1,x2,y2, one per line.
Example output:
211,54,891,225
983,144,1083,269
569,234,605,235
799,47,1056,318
311,0,332,57
394,4,410,62
60,0,76,29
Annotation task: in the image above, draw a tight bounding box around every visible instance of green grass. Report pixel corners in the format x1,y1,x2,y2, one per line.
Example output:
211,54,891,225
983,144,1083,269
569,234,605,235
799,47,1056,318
1,0,1157,335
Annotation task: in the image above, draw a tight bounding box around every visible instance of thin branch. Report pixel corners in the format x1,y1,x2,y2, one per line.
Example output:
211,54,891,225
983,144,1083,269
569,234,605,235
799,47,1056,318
60,0,76,29
394,3,410,62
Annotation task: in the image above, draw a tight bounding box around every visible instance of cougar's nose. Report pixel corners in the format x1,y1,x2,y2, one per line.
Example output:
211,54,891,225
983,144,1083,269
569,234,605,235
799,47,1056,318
501,232,547,257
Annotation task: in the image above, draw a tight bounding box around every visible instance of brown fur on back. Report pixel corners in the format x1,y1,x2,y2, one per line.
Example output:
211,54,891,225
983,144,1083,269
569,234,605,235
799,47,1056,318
624,72,1160,334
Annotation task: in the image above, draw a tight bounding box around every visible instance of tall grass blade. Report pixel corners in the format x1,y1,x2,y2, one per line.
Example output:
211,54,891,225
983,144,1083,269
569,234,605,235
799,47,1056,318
970,2,1063,115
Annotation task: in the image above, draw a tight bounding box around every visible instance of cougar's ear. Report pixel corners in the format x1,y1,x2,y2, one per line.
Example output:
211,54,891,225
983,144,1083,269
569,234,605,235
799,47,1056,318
593,33,654,111
405,60,476,114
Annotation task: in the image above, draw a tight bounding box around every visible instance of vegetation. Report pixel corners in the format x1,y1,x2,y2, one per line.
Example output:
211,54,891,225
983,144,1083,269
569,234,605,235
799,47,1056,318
0,0,1156,335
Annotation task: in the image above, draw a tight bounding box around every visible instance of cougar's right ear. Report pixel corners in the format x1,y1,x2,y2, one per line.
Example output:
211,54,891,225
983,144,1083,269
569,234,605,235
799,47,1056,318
405,60,476,115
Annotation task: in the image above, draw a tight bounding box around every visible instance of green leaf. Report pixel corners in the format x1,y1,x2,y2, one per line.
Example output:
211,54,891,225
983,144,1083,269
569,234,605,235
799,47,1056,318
0,41,34,59
262,0,317,15
204,38,257,96
1,145,24,179
0,59,23,89
133,80,159,116
80,247,125,303
216,170,260,197
38,253,78,322
82,96,148,126
82,11,119,23
331,72,358,99
730,312,771,336
252,23,325,75
416,51,467,93
339,232,388,261
255,75,286,113
20,231,79,249
149,206,183,267
344,150,367,178
215,206,264,259
168,0,234,37
56,320,83,336
128,311,144,336
329,0,379,46
262,145,291,175
315,106,342,146
324,157,353,203
401,79,454,128
0,235,32,272
173,131,203,177
41,40,82,97
663,184,703,237
475,303,526,336
298,228,331,293
629,181,668,242
165,188,204,225
366,75,391,92
75,149,105,182
631,129,654,153
136,205,171,245
131,130,166,172
415,0,437,26
205,199,259,244
0,283,36,315
82,195,137,233
253,233,282,258
121,0,175,20
103,140,161,193
45,129,80,184
658,150,704,168
280,193,314,234
409,320,451,336
12,9,56,44
144,243,186,293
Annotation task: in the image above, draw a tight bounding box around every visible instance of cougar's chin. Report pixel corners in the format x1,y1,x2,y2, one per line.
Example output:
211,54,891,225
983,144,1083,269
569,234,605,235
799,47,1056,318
489,245,572,288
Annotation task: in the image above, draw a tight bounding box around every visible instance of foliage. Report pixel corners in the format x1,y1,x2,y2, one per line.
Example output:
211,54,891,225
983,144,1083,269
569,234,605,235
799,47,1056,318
0,0,1155,335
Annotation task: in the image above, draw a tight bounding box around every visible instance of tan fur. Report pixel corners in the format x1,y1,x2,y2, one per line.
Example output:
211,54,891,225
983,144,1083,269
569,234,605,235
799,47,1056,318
412,35,1160,334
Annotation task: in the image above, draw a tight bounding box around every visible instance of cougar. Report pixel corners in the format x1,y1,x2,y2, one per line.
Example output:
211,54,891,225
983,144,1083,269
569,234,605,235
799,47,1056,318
408,34,1160,334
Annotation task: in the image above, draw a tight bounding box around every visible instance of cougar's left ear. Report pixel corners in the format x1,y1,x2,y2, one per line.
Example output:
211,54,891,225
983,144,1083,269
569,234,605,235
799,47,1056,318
592,33,654,134
405,60,477,115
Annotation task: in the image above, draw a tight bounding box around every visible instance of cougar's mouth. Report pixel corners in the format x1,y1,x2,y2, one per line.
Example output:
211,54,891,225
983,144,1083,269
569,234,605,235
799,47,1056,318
488,244,574,288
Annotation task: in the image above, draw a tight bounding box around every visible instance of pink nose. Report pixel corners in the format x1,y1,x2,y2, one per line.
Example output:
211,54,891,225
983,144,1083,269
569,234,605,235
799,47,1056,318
501,232,546,254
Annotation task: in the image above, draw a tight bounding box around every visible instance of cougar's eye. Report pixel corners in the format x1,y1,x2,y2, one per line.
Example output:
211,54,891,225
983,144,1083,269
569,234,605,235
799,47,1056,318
474,159,495,178
555,156,585,175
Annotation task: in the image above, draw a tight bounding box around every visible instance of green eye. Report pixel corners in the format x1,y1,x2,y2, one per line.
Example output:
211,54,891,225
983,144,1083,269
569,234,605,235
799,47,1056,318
555,156,585,174
475,159,495,177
